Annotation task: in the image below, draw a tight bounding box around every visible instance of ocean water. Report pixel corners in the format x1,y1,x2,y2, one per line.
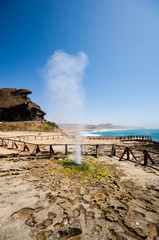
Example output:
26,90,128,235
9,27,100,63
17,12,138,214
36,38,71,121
83,129,159,142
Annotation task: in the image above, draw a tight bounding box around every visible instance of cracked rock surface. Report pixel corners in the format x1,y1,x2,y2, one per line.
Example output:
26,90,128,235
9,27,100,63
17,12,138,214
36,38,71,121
0,154,159,240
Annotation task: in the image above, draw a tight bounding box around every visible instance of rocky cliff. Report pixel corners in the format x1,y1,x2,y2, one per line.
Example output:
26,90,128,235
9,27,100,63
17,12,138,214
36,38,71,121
0,88,46,121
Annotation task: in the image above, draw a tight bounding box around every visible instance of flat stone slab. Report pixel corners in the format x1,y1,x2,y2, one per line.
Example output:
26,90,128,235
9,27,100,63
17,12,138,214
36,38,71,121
0,155,159,240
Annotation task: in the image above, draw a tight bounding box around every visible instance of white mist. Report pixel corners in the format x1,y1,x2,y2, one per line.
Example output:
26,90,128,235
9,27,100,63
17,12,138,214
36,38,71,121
43,50,89,164
75,127,83,164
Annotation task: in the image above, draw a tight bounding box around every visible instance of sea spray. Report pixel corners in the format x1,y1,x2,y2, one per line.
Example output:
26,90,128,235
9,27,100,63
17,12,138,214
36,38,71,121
75,132,81,164
75,125,83,164
43,50,89,163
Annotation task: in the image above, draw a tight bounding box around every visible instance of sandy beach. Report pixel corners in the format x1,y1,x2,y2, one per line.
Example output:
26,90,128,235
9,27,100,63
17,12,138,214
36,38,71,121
0,131,159,240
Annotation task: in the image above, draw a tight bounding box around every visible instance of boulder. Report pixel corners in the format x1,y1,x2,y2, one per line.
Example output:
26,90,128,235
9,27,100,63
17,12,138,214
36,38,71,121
0,88,46,121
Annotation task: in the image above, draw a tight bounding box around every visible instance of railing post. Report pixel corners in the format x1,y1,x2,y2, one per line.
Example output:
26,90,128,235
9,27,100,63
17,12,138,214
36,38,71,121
14,141,18,149
65,144,68,155
126,148,130,160
23,144,29,151
96,145,99,158
50,145,54,155
111,145,116,157
36,145,40,154
143,150,148,166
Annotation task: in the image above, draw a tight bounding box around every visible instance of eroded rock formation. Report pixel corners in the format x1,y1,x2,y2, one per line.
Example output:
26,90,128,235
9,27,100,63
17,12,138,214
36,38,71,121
0,88,46,121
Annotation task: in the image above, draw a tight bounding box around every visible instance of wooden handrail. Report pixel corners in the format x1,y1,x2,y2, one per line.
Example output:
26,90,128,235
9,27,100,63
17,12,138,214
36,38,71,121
0,136,158,169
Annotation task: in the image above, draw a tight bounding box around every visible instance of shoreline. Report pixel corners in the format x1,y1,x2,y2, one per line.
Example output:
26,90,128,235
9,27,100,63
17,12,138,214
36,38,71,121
82,128,159,142
83,128,130,132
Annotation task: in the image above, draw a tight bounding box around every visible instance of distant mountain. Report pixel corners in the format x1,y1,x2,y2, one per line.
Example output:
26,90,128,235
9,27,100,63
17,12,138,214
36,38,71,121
85,123,124,130
59,123,125,131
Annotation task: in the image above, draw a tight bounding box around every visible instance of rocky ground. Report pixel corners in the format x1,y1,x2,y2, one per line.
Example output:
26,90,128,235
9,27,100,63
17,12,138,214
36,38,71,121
0,151,159,240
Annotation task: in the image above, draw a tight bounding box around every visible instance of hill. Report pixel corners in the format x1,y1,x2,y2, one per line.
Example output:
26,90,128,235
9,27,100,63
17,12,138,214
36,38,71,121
0,121,59,132
0,88,46,121
59,123,125,131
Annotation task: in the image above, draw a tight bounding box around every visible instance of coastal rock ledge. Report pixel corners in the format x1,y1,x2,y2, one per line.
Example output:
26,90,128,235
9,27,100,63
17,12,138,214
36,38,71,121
0,88,46,121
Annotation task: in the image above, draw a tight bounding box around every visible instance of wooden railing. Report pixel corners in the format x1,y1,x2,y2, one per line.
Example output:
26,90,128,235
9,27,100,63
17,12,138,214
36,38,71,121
6,134,152,142
85,135,152,141
0,136,158,169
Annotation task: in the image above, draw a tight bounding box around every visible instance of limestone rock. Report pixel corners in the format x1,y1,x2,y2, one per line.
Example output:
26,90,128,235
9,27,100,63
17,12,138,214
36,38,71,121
0,88,46,121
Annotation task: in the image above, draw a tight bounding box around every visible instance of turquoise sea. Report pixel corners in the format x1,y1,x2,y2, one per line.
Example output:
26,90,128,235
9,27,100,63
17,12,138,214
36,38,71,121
83,129,159,142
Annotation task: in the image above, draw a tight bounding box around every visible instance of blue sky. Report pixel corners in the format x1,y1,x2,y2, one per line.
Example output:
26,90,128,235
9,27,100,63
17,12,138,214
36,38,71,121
0,0,159,128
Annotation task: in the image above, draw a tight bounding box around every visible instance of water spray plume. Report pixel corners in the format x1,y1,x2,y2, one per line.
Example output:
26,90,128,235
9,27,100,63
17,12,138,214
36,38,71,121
75,125,83,164
43,50,89,164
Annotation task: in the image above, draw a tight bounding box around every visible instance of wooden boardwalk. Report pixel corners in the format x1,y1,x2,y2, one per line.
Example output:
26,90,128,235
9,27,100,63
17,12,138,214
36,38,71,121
6,134,152,142
0,134,158,169
86,135,152,141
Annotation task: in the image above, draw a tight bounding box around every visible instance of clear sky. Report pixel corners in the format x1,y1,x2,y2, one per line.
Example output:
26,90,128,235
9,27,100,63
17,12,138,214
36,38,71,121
0,0,159,128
